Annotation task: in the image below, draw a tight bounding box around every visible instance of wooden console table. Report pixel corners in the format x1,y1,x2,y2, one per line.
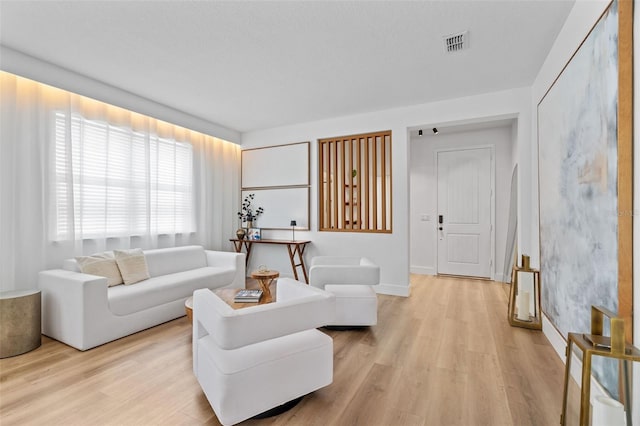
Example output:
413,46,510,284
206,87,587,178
229,239,311,283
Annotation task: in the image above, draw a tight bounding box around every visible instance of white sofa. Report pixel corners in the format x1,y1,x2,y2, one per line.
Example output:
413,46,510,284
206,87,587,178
309,256,379,326
193,278,335,425
38,245,245,351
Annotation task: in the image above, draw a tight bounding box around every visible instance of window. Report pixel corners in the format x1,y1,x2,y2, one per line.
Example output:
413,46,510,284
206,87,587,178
53,112,194,240
318,130,392,232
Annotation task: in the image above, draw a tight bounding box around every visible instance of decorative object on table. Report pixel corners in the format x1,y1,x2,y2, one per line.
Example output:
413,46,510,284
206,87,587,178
237,193,264,228
0,290,41,358
538,0,632,398
507,255,541,330
290,220,297,241
233,289,263,303
560,306,639,426
236,228,246,240
248,228,261,240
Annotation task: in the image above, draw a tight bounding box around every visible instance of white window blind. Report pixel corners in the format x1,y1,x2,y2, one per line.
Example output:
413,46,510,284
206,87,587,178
53,112,194,240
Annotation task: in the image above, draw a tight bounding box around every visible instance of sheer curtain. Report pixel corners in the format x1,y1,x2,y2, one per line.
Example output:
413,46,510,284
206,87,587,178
0,72,240,292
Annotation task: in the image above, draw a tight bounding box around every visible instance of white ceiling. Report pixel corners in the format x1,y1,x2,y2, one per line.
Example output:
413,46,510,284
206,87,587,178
0,0,574,134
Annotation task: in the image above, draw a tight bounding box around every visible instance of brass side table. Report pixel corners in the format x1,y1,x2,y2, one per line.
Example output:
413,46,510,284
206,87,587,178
0,289,41,358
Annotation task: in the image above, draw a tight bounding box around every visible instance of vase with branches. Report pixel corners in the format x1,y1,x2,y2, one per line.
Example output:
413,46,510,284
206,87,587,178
237,193,264,228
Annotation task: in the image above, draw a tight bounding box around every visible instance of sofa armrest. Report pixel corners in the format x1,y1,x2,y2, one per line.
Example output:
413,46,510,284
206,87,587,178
308,264,380,289
204,250,246,288
38,269,109,350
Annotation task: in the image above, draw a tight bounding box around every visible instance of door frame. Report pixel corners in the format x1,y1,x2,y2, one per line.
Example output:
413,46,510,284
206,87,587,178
434,144,496,280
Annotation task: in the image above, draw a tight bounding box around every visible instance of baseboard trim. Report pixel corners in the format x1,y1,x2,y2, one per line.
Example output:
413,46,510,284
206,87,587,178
410,266,435,275
543,313,567,361
375,282,410,297
494,272,506,283
542,313,608,400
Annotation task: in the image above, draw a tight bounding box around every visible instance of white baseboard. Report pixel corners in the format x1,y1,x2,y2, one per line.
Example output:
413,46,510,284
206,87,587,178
543,313,566,361
543,313,609,401
410,266,435,275
494,272,511,283
375,282,410,297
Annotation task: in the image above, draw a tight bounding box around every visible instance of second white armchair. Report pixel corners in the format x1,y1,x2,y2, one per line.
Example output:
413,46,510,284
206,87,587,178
309,256,379,327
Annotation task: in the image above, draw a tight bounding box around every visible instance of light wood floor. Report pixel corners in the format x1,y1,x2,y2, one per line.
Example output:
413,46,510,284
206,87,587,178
0,275,567,425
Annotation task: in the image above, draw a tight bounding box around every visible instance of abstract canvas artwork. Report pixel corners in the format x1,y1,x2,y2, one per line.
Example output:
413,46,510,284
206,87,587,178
538,1,618,395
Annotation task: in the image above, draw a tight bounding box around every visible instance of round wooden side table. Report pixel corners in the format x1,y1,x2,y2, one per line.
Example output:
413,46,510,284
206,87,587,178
250,270,279,301
185,296,193,322
0,289,41,358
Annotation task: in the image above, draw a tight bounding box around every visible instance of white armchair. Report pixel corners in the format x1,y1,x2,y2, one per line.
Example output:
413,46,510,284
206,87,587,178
192,278,335,426
309,256,379,327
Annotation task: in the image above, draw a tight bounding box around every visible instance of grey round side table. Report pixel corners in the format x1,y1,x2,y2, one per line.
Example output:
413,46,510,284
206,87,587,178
0,289,41,358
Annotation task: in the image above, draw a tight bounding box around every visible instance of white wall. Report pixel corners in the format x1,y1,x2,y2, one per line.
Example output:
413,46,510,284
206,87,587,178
0,46,240,144
409,125,513,281
531,0,609,349
530,0,611,270
531,0,638,421
241,87,531,296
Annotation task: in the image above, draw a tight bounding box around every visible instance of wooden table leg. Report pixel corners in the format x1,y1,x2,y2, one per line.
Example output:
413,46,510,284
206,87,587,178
286,244,299,281
286,243,309,283
297,244,309,283
231,240,243,253
243,241,252,266
232,240,253,266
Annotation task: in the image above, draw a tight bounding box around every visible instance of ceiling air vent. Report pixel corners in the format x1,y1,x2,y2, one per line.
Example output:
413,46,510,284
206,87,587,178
443,31,469,53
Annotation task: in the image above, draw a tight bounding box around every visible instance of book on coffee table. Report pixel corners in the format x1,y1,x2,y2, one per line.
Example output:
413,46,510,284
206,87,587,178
234,289,263,303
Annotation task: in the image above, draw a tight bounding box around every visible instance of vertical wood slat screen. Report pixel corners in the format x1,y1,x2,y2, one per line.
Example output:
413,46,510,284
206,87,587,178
318,130,392,233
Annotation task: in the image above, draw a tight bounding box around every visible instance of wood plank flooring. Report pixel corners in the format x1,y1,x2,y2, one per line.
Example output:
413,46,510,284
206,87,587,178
0,275,567,425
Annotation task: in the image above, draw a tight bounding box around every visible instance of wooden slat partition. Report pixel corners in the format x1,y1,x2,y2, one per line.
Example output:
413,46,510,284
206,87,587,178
373,136,379,229
380,136,387,228
336,142,339,228
364,136,370,230
348,137,354,229
319,143,324,229
318,130,392,233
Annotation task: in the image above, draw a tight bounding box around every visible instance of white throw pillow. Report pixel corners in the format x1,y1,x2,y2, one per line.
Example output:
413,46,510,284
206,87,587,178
114,248,150,285
76,253,123,287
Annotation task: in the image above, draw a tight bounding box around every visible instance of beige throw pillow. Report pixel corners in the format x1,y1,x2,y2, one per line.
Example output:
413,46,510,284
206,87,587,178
114,248,150,285
76,253,123,287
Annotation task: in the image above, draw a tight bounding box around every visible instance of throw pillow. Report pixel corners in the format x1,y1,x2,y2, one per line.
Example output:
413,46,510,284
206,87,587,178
76,253,123,287
114,248,150,285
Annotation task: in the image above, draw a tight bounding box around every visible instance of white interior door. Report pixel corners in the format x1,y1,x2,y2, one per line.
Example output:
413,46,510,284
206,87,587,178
437,148,492,278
